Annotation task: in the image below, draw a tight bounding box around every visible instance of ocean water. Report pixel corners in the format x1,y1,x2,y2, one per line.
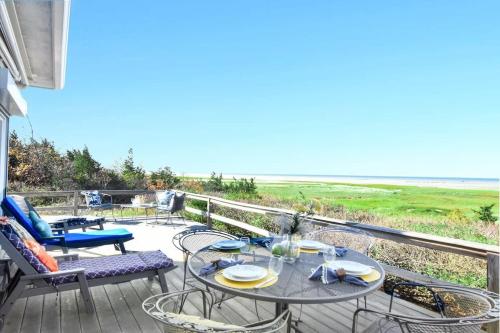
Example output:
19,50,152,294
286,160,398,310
225,173,499,190
263,174,499,183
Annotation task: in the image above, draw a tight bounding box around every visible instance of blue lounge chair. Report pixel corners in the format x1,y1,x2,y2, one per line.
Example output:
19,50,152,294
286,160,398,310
2,196,133,254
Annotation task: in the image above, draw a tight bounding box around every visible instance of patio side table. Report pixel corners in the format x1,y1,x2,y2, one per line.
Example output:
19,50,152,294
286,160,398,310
120,203,157,221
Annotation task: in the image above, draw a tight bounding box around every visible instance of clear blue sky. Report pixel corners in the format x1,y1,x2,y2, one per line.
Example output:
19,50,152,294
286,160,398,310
11,0,500,178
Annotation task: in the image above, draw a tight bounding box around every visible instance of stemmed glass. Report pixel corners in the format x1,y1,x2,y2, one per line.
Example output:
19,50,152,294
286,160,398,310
323,245,336,266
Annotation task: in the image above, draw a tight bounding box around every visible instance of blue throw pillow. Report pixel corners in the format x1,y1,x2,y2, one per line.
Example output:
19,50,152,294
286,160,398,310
28,211,53,238
158,191,175,207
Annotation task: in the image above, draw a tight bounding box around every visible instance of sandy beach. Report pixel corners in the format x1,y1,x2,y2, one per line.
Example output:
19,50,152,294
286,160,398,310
183,173,499,191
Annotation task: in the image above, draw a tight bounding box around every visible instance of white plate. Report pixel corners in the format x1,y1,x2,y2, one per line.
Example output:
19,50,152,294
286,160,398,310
223,265,267,281
212,240,245,250
298,240,326,250
327,261,372,276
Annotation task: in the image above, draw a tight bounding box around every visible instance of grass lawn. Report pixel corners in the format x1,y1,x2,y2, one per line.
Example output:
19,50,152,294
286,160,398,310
256,181,499,220
254,181,499,245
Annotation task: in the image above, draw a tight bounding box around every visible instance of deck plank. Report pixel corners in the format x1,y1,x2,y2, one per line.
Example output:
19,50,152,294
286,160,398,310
103,284,142,333
90,286,121,333
118,282,162,333
60,291,81,333
41,293,61,333
20,295,43,333
75,290,101,333
3,297,27,333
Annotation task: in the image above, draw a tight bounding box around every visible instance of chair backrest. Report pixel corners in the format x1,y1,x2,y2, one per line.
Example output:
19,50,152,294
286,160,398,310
306,226,374,254
180,230,237,256
376,284,500,333
354,310,494,333
2,196,42,242
81,191,102,207
172,225,209,252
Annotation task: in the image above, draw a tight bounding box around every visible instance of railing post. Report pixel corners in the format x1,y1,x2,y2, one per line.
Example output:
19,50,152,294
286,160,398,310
487,252,499,333
73,190,79,216
206,198,212,229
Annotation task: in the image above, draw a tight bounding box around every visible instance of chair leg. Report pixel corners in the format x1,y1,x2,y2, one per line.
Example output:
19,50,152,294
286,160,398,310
182,260,188,290
77,272,94,312
117,241,126,254
157,269,169,293
0,279,27,322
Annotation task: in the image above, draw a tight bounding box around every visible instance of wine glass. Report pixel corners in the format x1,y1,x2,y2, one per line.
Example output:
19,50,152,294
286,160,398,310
240,237,251,253
323,246,336,266
268,256,284,276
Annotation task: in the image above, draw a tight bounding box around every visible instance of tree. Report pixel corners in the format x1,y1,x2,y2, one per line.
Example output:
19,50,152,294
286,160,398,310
67,146,101,188
8,132,75,190
120,148,146,189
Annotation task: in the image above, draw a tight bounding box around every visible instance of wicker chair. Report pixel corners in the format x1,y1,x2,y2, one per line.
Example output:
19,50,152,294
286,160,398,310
143,289,291,332
352,283,500,333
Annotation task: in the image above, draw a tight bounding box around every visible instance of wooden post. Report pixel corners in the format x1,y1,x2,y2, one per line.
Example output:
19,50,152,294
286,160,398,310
206,198,212,229
487,252,499,333
73,190,79,216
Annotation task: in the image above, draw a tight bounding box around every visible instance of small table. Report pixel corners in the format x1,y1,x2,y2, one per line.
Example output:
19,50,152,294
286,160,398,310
188,246,385,329
119,203,157,220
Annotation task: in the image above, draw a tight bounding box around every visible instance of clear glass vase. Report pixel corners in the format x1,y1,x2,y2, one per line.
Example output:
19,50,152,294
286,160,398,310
281,234,300,264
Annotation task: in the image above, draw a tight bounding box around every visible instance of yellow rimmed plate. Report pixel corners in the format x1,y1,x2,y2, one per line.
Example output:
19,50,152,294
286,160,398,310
215,269,278,289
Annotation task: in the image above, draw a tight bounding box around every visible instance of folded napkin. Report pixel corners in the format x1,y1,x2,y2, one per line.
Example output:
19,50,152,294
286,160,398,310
308,264,368,287
318,246,348,257
199,258,244,276
250,237,274,248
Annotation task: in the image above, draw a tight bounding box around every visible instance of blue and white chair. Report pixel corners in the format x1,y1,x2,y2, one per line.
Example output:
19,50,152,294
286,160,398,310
155,191,186,224
81,191,116,221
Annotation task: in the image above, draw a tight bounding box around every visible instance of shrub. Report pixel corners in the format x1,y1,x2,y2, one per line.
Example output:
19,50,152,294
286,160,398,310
225,177,257,195
180,179,205,193
204,172,225,192
148,167,180,190
446,209,470,225
473,204,498,223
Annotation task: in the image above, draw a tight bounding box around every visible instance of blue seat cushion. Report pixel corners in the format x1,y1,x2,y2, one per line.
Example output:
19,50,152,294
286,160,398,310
42,228,133,247
29,211,53,238
54,250,174,284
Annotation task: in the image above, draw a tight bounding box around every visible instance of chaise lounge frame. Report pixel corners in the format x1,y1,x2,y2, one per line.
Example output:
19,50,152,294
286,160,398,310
0,230,176,328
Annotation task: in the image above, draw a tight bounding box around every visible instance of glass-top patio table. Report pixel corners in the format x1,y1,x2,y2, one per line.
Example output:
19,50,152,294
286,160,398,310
188,244,385,328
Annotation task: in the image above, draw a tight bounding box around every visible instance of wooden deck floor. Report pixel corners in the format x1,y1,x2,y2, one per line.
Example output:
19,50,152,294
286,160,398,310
3,218,438,333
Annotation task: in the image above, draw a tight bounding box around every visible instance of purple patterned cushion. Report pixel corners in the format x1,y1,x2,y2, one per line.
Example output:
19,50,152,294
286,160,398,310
55,250,174,285
0,224,50,275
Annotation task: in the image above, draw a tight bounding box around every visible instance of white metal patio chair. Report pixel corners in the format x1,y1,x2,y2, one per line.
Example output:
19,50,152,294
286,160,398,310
143,288,291,332
352,282,500,332
155,190,186,224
